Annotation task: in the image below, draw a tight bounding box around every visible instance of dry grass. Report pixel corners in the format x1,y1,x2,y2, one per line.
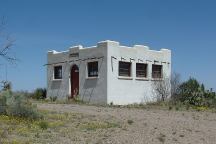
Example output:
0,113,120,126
0,109,122,144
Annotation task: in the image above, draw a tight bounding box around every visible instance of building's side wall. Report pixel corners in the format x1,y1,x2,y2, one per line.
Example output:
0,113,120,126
47,43,108,104
47,51,70,99
107,42,171,105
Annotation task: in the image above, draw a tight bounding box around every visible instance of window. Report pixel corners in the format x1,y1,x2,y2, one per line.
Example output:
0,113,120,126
54,65,62,79
119,61,131,77
88,61,98,77
136,63,147,78
152,64,162,78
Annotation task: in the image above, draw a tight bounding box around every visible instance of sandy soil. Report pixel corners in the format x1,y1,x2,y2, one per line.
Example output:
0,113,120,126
38,103,216,144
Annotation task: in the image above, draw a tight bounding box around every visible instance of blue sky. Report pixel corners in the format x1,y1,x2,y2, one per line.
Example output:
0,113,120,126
0,0,215,91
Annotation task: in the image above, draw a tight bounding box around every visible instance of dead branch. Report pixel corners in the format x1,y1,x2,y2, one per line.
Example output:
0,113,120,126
0,17,17,64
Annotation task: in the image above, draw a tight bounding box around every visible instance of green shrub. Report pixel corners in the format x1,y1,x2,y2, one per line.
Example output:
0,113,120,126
38,121,49,130
32,88,46,100
177,77,216,108
168,106,172,110
0,91,42,120
178,78,203,106
110,102,113,106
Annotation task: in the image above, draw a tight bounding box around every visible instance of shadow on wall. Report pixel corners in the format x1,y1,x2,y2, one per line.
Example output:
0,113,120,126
83,79,98,89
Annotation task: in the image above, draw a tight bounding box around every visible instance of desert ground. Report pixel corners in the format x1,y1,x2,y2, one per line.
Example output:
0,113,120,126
1,103,216,144
38,103,216,144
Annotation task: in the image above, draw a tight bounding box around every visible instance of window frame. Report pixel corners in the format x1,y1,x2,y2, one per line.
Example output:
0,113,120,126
87,61,99,78
152,64,163,79
136,63,148,78
118,61,132,78
53,65,63,80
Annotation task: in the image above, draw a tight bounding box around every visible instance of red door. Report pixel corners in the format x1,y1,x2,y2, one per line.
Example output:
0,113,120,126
71,65,79,98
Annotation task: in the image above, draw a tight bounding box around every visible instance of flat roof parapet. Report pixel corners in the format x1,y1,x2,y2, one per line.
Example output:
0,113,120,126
97,40,120,47
48,40,171,54
48,50,59,54
160,48,171,54
134,45,150,50
69,45,83,49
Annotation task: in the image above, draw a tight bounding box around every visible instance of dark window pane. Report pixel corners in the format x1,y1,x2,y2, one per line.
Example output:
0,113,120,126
119,61,131,77
136,63,147,77
88,61,98,77
54,66,62,79
152,64,162,78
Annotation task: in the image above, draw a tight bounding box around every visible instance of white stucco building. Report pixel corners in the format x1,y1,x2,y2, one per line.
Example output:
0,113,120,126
46,40,171,105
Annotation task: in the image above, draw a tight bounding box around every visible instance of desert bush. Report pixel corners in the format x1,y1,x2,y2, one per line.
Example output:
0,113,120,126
152,77,171,102
203,90,216,108
178,78,203,106
50,96,57,102
168,105,172,110
147,75,216,109
174,77,216,108
0,90,42,119
175,106,179,111
32,88,46,100
110,101,113,106
38,121,49,130
1,81,12,91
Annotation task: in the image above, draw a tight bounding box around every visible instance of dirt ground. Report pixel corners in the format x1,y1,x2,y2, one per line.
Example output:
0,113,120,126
37,103,216,144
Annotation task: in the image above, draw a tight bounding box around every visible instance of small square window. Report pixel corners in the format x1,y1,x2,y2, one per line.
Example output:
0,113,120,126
136,63,147,78
119,61,131,77
54,65,62,79
152,64,162,78
88,61,98,77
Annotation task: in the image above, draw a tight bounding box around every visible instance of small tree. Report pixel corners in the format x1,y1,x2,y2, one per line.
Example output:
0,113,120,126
152,76,171,102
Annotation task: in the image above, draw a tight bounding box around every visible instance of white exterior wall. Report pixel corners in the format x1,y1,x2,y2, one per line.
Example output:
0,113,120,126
47,40,171,105
106,41,171,105
47,51,70,99
78,43,108,104
47,43,108,104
